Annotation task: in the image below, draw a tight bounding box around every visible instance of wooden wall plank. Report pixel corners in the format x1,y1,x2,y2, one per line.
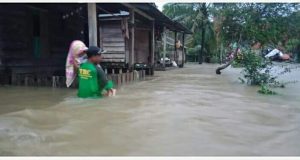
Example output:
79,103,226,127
102,54,125,59
134,29,150,63
101,59,125,62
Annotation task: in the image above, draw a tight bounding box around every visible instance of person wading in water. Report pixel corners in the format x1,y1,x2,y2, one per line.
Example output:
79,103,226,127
77,46,115,98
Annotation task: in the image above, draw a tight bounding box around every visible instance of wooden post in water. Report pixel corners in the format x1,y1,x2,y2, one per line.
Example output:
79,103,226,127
122,73,126,84
126,70,130,83
37,75,42,86
52,76,56,87
117,74,122,86
24,75,29,86
134,70,139,81
143,70,146,80
110,74,115,86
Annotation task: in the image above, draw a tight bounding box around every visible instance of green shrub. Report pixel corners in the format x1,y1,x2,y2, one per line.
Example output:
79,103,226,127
238,51,283,94
258,84,277,95
238,50,300,94
239,52,276,86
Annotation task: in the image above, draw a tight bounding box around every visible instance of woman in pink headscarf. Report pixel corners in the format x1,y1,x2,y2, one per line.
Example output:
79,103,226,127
65,40,88,87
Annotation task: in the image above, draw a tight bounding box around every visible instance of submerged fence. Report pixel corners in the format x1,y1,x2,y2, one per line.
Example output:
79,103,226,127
10,70,146,88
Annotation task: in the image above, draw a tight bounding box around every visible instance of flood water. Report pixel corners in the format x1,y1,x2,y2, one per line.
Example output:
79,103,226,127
0,63,300,156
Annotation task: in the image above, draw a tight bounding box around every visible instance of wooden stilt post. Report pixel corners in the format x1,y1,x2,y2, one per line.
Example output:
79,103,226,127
52,76,56,87
25,75,29,86
151,20,155,75
129,9,135,67
174,31,177,64
163,27,167,69
117,74,122,86
182,33,185,67
87,3,98,46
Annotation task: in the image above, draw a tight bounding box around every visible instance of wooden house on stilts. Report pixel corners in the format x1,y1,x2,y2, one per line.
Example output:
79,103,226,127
0,3,191,87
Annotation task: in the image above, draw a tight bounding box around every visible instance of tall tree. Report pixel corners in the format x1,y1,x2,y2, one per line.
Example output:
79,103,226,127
199,3,208,64
163,3,300,63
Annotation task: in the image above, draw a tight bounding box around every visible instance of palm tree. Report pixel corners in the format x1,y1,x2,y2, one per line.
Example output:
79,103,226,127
163,3,215,64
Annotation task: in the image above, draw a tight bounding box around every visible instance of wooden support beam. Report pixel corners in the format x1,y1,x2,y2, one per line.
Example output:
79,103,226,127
122,3,154,21
163,27,167,68
151,21,155,65
130,9,135,66
174,31,177,64
182,33,185,65
25,5,48,12
87,3,97,46
96,5,100,47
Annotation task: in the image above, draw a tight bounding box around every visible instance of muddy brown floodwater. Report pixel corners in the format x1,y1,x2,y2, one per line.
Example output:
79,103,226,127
0,63,300,156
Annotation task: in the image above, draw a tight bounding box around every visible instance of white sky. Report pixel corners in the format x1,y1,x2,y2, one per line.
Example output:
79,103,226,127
155,2,167,11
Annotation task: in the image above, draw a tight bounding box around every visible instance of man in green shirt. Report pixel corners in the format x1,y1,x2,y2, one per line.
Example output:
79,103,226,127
77,46,114,98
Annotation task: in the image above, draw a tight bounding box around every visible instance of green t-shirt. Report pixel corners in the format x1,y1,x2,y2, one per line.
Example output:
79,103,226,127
77,62,113,98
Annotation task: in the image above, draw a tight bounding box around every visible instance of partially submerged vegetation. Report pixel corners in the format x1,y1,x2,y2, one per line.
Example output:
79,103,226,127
237,51,280,94
236,50,299,94
162,3,300,94
163,3,300,64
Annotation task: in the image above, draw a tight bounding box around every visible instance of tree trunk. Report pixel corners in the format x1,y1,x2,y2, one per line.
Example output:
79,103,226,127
215,55,235,74
199,3,207,64
216,34,242,74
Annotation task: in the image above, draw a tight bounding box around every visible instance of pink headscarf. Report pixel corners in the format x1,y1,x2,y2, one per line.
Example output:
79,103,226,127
65,40,88,87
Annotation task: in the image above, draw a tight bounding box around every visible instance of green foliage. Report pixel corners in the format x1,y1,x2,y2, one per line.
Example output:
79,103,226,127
210,56,219,63
258,84,277,95
232,60,243,68
238,51,276,86
286,39,300,62
232,52,244,68
238,51,277,94
211,3,300,45
187,45,201,55
238,50,299,94
163,3,217,60
163,3,300,63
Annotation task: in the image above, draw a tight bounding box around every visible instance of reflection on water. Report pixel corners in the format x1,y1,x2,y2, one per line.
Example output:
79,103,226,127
0,64,299,156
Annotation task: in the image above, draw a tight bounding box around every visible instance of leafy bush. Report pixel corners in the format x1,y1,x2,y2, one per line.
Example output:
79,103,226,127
258,84,277,95
238,50,300,94
239,52,276,85
232,55,244,68
238,51,286,94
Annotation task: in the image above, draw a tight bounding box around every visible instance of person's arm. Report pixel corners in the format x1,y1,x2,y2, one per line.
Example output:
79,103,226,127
96,65,113,91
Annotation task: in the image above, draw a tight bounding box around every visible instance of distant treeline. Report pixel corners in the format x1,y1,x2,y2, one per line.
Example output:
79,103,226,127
163,3,300,63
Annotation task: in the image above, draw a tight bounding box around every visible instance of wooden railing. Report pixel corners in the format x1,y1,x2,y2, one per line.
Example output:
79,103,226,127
9,70,146,88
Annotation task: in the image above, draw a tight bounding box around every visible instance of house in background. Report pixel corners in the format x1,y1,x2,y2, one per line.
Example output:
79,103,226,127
0,3,191,86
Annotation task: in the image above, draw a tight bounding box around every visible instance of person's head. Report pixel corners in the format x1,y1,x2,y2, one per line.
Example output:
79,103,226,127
86,46,105,64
